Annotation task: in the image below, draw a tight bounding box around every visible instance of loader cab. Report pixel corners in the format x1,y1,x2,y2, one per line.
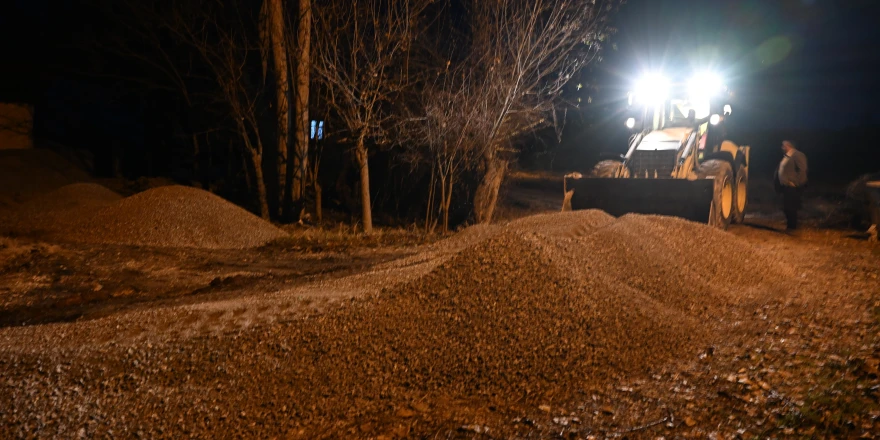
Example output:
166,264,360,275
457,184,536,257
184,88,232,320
625,72,734,157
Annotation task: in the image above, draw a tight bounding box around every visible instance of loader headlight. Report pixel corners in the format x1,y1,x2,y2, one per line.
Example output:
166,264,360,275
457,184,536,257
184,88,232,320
709,114,721,125
688,71,725,100
625,117,636,129
633,73,669,105
723,104,732,115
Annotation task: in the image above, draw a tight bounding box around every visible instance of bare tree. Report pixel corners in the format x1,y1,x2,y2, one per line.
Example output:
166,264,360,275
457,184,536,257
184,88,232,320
464,0,620,223
313,0,428,233
81,0,206,180
165,0,274,218
400,68,485,232
83,0,277,218
259,0,292,217
291,0,312,220
307,83,333,224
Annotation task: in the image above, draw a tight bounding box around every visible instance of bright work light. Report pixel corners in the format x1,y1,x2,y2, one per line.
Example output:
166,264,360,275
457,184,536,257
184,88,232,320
688,71,724,100
625,117,636,129
633,73,669,105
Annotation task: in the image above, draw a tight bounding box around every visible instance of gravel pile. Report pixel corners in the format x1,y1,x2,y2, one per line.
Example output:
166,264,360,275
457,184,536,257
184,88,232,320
330,226,706,390
71,185,288,249
570,214,797,319
0,149,92,207
2,185,287,249
0,183,122,237
0,211,807,437
423,210,615,255
504,209,615,238
17,183,121,211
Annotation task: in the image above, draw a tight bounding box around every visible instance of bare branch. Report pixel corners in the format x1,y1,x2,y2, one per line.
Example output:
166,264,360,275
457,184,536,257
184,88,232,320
312,0,431,232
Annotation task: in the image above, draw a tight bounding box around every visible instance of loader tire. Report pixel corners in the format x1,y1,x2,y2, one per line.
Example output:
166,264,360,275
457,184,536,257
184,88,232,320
732,164,748,224
591,160,629,178
698,159,735,230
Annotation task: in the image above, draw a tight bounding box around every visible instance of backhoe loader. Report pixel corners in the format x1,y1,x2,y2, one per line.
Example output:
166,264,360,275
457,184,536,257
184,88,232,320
564,71,749,230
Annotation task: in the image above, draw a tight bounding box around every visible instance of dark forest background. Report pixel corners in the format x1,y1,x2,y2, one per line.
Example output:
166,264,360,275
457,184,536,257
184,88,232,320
2,0,879,230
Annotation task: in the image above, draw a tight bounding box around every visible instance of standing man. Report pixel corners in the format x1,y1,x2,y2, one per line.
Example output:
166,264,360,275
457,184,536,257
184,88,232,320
774,140,808,231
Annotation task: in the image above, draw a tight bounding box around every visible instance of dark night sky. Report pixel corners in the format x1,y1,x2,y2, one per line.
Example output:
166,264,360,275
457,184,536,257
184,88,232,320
2,0,879,144
601,0,880,130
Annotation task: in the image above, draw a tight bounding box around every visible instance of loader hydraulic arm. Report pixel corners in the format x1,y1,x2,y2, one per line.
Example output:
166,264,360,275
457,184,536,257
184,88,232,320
673,130,698,177
623,132,645,162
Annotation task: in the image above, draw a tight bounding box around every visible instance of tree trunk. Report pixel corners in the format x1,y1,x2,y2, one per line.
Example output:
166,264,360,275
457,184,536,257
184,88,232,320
292,0,311,216
314,181,322,222
439,173,447,231
355,135,373,233
425,165,436,232
249,150,270,220
268,0,290,218
442,175,453,232
473,153,507,224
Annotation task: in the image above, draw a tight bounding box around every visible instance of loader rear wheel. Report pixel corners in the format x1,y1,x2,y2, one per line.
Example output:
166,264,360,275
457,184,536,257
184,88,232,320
698,160,735,230
732,164,748,224
591,160,630,178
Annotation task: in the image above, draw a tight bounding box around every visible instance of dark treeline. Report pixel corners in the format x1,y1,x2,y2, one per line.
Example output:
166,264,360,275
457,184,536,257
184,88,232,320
8,0,622,232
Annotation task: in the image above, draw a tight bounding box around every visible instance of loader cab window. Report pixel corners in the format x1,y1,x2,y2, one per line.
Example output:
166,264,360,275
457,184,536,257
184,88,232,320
635,84,712,130
646,95,710,130
665,96,710,128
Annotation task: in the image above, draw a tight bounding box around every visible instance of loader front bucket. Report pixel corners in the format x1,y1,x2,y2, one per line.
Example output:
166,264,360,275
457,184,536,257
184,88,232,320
565,177,715,224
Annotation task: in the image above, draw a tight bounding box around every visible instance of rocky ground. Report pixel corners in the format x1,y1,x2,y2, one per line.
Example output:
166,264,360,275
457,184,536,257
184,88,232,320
0,175,878,439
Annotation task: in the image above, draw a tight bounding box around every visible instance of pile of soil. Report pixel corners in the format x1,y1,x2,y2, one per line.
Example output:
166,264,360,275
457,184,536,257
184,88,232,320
321,226,706,396
0,183,123,237
2,185,287,249
574,215,796,319
0,149,92,208
0,210,810,438
504,209,615,237
93,176,177,198
17,183,122,212
71,185,288,249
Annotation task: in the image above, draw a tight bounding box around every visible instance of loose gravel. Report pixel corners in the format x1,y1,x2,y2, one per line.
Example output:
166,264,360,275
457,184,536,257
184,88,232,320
2,185,288,249
0,149,93,207
0,210,859,438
